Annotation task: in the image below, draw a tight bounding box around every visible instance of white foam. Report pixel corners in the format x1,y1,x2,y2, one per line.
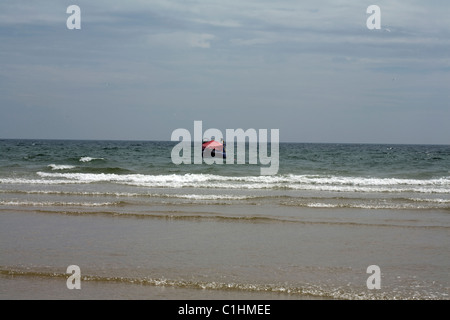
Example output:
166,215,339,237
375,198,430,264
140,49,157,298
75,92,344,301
306,203,337,208
0,178,82,185
408,198,450,203
79,157,104,162
174,194,253,200
7,172,450,194
48,164,76,170
279,199,446,210
0,200,117,207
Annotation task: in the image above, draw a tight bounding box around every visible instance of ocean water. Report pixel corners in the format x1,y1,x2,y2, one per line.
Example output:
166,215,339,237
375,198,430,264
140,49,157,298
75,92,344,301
0,139,449,300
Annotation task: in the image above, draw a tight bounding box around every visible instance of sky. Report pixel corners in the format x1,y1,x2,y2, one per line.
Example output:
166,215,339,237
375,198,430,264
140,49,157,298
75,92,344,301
0,0,449,144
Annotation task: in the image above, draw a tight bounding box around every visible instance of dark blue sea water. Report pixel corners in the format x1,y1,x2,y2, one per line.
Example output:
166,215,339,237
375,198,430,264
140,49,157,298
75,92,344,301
1,140,449,204
1,139,449,299
1,139,449,183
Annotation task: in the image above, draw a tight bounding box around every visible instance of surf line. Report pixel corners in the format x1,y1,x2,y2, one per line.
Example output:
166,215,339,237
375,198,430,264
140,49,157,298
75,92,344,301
171,120,279,175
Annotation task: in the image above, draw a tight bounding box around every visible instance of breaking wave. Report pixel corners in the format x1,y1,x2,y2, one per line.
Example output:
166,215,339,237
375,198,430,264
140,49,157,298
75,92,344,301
18,172,450,194
48,164,76,170
0,200,121,207
0,266,445,300
79,157,105,163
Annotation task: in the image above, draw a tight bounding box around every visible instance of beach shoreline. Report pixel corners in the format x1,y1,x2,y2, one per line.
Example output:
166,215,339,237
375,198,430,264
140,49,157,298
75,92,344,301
1,140,449,300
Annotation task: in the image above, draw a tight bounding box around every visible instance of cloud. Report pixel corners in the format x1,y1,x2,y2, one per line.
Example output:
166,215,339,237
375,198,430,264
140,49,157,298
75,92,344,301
1,0,449,143
192,19,241,28
147,32,215,49
187,33,215,48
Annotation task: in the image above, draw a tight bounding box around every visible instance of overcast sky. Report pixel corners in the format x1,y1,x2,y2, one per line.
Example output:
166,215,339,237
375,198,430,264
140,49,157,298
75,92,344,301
1,0,449,144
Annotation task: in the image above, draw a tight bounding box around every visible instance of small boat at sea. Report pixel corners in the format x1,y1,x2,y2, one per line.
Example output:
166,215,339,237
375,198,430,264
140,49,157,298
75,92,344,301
202,139,226,159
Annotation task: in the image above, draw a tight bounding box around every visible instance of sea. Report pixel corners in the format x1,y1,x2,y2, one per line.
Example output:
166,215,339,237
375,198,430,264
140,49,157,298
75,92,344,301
0,139,449,300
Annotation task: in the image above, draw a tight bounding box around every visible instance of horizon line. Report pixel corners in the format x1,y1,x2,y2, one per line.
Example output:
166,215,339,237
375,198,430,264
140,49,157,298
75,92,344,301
1,137,449,146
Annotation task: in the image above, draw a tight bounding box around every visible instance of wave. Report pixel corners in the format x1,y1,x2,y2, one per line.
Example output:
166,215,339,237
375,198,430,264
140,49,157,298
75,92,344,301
281,201,450,211
1,188,447,210
0,189,262,201
48,164,77,171
168,194,257,200
0,200,121,207
0,178,81,185
0,266,444,300
2,186,447,211
2,207,446,230
24,172,450,194
79,157,105,163
407,198,450,204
